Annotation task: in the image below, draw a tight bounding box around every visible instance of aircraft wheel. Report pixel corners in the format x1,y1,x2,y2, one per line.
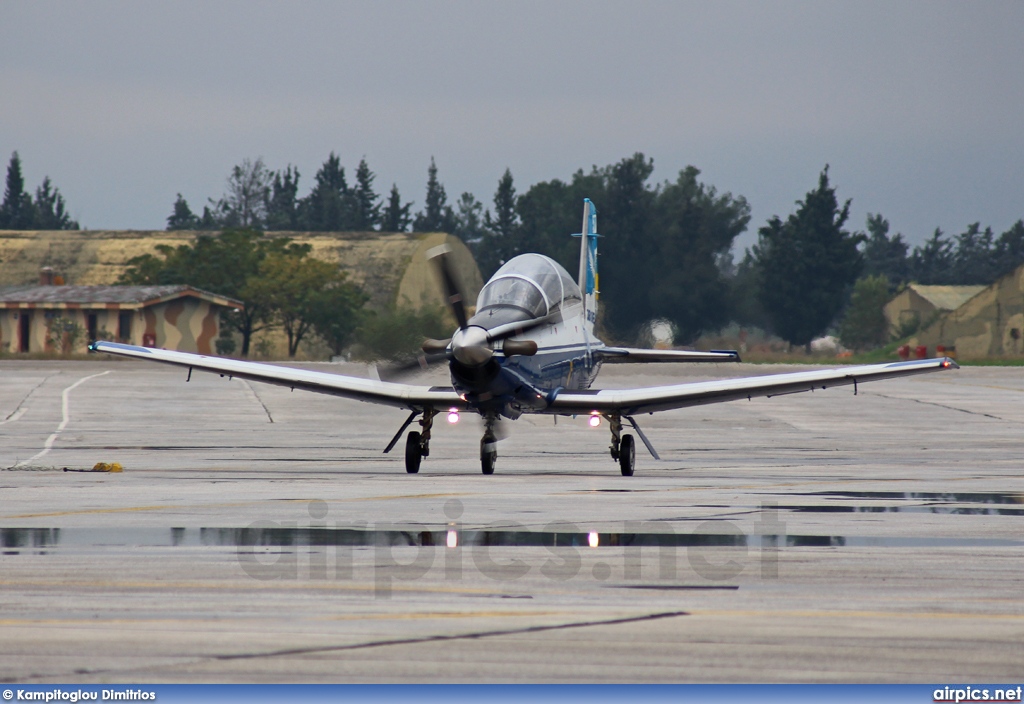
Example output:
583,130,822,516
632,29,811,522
480,437,497,475
619,434,635,476
405,431,422,474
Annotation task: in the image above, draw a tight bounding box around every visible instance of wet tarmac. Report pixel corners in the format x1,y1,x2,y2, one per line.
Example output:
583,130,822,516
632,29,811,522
1,360,1023,682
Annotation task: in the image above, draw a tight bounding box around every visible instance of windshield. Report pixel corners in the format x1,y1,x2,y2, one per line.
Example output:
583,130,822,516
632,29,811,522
476,254,582,319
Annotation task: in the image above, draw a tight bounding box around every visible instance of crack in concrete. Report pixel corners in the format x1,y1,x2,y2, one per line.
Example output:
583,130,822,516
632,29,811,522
237,379,274,423
5,610,690,682
213,609,690,661
865,391,1013,422
0,372,58,424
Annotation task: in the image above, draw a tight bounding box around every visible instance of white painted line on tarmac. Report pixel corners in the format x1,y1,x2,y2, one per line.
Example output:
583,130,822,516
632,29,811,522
15,371,111,467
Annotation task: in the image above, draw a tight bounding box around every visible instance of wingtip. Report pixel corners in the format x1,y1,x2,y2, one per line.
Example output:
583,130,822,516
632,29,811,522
710,349,742,362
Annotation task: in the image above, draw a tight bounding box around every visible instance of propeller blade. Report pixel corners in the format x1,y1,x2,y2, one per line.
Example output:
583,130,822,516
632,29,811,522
421,338,452,354
427,244,469,330
376,351,450,381
484,314,556,344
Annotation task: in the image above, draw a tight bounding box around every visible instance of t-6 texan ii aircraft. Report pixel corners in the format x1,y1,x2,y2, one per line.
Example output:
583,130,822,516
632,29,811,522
91,199,957,476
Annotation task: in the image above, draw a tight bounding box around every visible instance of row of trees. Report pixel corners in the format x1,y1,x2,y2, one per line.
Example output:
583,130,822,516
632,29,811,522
0,152,79,230
8,143,1021,355
860,215,1024,287
168,154,419,233
170,152,1023,354
171,152,753,345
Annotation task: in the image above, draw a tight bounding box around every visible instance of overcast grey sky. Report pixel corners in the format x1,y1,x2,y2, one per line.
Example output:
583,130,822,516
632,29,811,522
2,0,1022,252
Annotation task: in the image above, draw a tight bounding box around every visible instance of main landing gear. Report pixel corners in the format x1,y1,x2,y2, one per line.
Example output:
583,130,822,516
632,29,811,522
404,409,435,474
608,415,635,476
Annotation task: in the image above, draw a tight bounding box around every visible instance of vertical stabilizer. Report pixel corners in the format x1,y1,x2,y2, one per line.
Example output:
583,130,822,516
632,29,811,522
574,198,599,332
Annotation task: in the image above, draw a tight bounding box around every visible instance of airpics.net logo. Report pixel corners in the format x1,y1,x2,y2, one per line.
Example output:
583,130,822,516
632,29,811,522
934,687,1023,703
232,498,786,598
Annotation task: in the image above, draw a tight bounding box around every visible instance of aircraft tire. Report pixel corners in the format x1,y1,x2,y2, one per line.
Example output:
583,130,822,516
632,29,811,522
619,434,635,476
480,437,496,475
405,431,422,474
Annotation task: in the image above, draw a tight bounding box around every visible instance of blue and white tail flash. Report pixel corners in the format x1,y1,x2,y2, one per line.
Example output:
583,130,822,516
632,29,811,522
574,198,599,333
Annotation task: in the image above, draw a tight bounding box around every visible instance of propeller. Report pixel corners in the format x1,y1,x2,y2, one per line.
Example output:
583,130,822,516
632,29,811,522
425,245,547,368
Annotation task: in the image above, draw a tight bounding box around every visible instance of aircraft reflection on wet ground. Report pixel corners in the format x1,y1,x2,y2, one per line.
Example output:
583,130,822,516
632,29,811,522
4,524,1023,555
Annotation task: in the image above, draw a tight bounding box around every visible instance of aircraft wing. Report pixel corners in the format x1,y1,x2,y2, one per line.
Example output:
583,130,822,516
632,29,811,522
595,347,740,363
549,358,957,416
89,341,466,411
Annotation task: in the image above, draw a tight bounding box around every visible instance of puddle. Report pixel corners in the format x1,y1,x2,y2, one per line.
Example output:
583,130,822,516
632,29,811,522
778,505,1024,516
3,526,1023,554
784,491,1024,504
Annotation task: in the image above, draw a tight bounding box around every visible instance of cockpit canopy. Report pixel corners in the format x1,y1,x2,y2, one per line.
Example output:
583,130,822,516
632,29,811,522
475,254,583,321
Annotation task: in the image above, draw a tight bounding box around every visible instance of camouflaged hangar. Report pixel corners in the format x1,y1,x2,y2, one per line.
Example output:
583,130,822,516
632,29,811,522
0,271,242,354
0,229,482,355
907,263,1024,358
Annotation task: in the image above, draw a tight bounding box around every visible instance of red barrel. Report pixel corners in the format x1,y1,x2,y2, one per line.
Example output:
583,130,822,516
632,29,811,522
897,344,910,360
914,345,928,359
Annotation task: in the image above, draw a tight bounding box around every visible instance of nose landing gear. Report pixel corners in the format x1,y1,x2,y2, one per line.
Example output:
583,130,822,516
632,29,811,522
480,412,499,475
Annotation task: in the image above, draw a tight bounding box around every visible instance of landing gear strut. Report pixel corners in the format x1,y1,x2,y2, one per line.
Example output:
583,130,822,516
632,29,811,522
608,414,635,476
480,413,498,475
404,408,435,474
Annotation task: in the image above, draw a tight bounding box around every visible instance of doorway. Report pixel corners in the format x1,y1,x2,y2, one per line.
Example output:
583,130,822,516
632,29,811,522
18,312,30,352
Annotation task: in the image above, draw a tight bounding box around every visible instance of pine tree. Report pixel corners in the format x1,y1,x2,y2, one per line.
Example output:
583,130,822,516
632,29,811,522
380,184,412,232
994,220,1024,278
303,153,349,231
166,193,199,230
351,158,381,230
33,177,78,230
478,168,520,275
950,223,997,284
860,214,908,287
490,168,518,239
0,151,33,229
909,229,954,284
754,166,863,351
453,192,485,245
265,166,301,230
412,158,455,232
